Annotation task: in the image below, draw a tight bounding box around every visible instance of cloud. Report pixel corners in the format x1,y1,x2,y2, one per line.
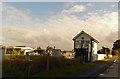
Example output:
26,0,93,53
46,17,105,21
86,3,94,7
106,31,118,43
62,4,86,14
2,3,118,50
2,3,31,25
111,4,116,7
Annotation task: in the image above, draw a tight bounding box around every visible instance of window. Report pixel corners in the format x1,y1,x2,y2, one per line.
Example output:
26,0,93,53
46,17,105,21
86,44,89,47
76,40,81,44
82,37,84,39
86,40,90,43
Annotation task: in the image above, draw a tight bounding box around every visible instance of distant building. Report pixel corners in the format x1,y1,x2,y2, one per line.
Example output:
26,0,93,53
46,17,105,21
34,49,45,56
13,46,34,55
5,46,14,54
97,48,112,60
52,49,62,57
63,50,75,59
73,31,99,62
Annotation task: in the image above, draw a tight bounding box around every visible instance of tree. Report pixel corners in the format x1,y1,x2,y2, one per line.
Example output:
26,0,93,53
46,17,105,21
112,50,119,55
112,40,120,50
12,48,18,54
37,46,41,50
98,47,111,58
36,46,44,55
46,46,53,54
112,40,120,56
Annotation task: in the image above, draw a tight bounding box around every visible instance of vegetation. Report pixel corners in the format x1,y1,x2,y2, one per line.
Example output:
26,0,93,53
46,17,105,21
3,43,118,78
97,47,112,58
34,46,45,55
112,39,120,56
46,46,53,53
3,55,108,78
112,39,120,50
112,50,119,56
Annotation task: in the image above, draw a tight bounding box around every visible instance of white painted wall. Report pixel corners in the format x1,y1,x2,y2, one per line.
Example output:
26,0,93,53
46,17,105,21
98,54,106,60
109,55,112,58
63,52,75,59
93,42,98,54
75,34,91,48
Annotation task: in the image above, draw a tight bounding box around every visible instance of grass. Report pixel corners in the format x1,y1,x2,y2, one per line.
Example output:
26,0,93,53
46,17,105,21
3,54,109,78
33,60,106,78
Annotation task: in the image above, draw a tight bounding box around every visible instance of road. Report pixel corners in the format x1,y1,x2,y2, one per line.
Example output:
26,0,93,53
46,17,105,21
63,58,115,79
97,58,119,79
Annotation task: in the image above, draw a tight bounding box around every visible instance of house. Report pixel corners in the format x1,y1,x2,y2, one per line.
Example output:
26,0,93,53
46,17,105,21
97,50,106,60
34,49,45,56
52,49,62,57
5,46,14,54
13,46,34,55
63,50,75,59
97,47,112,60
73,31,99,62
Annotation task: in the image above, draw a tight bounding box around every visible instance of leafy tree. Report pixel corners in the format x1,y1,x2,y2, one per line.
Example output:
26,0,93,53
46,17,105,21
35,46,44,55
37,46,41,50
46,46,53,55
112,40,120,56
12,49,18,54
112,50,119,55
46,46,53,52
6,48,13,54
112,40,120,50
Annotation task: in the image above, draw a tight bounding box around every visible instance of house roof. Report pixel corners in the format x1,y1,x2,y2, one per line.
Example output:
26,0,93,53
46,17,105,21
63,51,74,53
73,30,99,43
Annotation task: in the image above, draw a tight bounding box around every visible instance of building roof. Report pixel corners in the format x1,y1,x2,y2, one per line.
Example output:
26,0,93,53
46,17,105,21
14,46,33,50
63,51,74,53
16,46,26,47
73,30,99,43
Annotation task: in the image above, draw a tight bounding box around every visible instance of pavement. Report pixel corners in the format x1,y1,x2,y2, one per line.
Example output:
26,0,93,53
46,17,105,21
97,58,120,79
62,58,116,79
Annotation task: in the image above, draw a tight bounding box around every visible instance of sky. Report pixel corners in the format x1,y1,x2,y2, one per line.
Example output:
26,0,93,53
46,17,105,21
1,2,118,50
1,0,120,2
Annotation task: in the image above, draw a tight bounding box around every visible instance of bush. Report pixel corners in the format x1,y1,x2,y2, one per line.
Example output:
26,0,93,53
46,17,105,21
112,50,119,55
3,55,84,78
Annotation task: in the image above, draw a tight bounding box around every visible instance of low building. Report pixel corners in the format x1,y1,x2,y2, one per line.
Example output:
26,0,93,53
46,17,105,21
13,46,34,55
63,51,75,59
34,49,46,56
5,46,14,54
52,49,62,57
97,48,112,60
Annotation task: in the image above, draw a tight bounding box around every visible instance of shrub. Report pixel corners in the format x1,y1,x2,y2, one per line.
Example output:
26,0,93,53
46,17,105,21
112,50,119,55
3,55,84,78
